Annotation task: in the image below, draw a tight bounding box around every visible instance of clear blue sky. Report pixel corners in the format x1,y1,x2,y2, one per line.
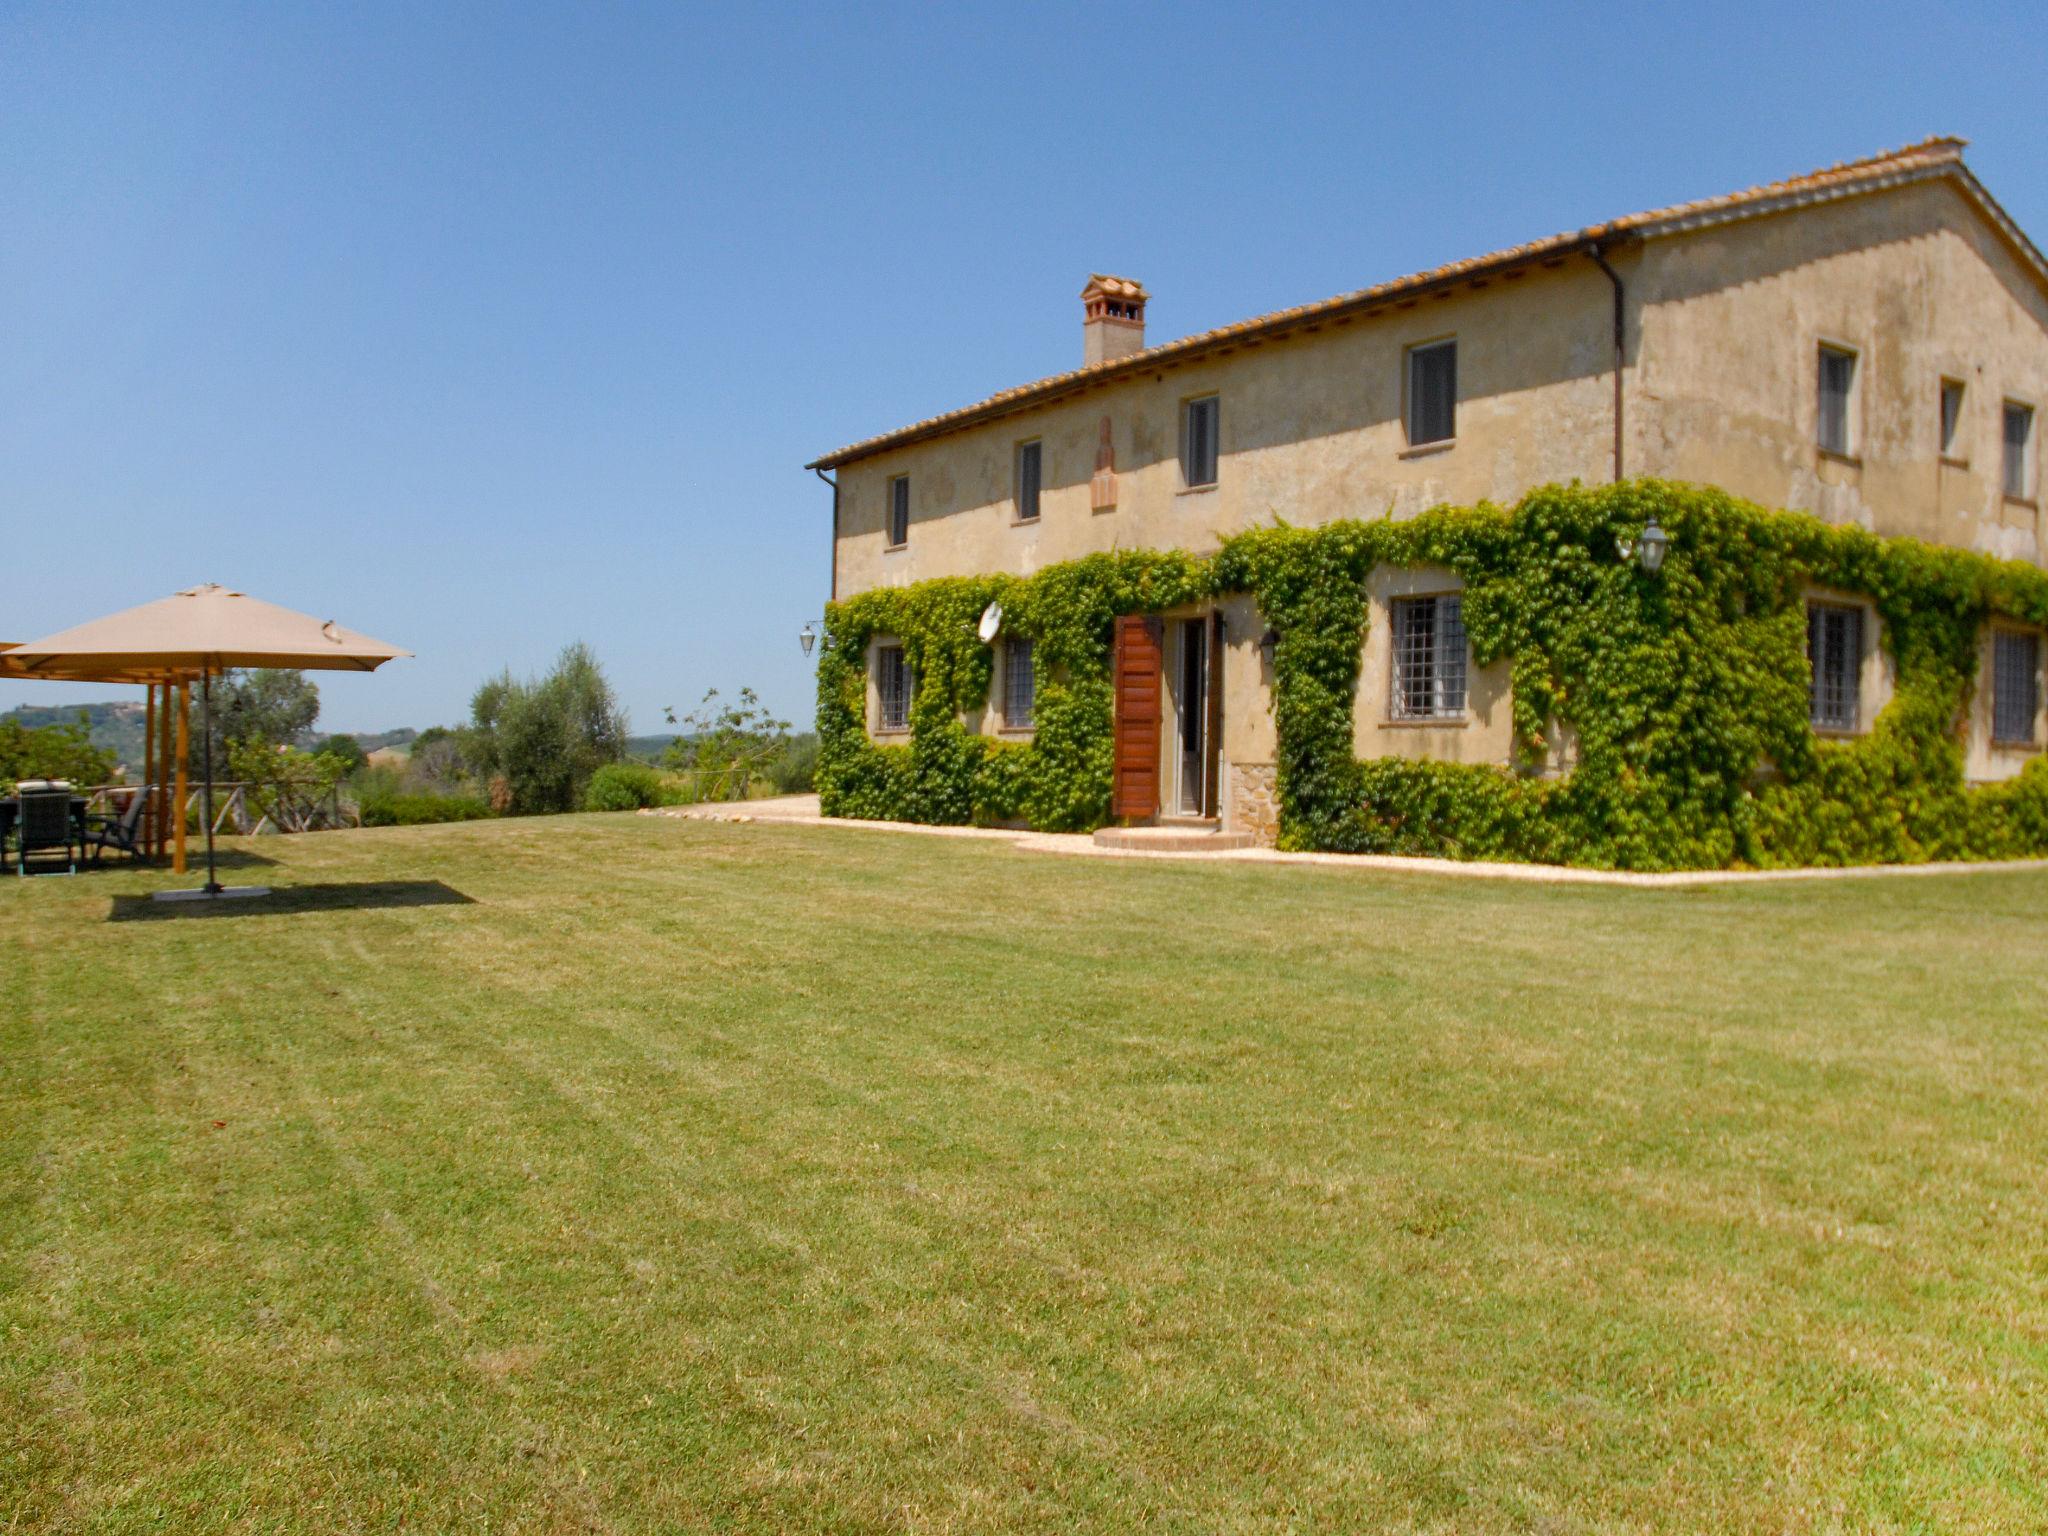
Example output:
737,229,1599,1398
4,1,2044,735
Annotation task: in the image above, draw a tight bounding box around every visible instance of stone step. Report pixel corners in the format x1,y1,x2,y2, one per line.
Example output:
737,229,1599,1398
1091,824,1259,853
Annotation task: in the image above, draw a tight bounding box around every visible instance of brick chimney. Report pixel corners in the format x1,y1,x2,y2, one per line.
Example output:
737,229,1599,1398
1081,274,1148,366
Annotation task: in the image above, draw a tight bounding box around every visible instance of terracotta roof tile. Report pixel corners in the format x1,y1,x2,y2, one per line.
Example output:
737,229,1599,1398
811,138,2039,469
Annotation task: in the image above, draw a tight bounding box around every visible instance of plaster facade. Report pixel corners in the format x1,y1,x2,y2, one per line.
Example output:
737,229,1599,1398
816,148,2048,832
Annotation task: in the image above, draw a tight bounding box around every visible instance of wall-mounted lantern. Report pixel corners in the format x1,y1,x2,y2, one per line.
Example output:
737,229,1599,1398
1617,513,1670,575
799,620,820,658
1259,627,1280,664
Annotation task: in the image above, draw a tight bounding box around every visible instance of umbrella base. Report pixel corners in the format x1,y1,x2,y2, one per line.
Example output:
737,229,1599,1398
153,885,271,903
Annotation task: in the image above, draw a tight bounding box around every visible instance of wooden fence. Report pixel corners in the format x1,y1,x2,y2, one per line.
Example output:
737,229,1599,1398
82,781,360,841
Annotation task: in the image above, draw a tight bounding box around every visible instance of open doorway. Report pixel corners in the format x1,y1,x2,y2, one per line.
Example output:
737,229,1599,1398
1171,615,1221,817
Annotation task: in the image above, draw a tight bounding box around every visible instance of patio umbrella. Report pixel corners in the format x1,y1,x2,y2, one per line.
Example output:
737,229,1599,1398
7,585,411,899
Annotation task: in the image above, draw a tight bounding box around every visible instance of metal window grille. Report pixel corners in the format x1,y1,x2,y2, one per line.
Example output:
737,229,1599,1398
888,476,910,546
1015,441,1041,521
1818,346,1856,456
877,645,911,730
1807,604,1863,731
2006,403,2035,500
1993,629,2039,745
1940,380,1965,455
1407,341,1456,445
1003,636,1034,725
1181,396,1219,487
1391,594,1467,719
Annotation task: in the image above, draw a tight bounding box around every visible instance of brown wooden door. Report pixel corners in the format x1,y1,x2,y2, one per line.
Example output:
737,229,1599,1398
1112,614,1163,820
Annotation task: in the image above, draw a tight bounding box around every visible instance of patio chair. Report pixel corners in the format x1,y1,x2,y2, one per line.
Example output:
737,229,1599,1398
85,788,151,866
16,788,81,877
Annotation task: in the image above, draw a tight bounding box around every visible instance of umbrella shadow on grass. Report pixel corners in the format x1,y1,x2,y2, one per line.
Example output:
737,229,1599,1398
107,880,474,921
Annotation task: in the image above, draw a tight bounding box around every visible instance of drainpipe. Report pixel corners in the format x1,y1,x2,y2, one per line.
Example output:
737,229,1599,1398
1587,244,1626,482
812,465,839,602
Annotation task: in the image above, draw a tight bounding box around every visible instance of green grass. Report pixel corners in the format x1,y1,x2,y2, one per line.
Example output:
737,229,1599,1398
5,817,2047,1533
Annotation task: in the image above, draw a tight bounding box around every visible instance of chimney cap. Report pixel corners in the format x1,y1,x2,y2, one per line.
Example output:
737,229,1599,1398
1080,273,1150,302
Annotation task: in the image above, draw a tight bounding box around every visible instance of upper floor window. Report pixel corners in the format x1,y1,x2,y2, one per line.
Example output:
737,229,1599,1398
1406,340,1457,446
1807,602,1863,731
1992,629,2040,746
1002,635,1035,726
876,644,912,731
1014,440,1042,523
887,475,910,548
1939,379,1966,459
1180,396,1219,488
1817,345,1857,457
2005,401,2036,501
1390,593,1467,720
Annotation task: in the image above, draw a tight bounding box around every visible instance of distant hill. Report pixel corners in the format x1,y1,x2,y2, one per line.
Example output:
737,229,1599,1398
4,702,430,769
4,700,150,768
627,734,677,763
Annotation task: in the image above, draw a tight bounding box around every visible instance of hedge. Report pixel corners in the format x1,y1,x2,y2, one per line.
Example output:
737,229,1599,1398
816,481,2048,870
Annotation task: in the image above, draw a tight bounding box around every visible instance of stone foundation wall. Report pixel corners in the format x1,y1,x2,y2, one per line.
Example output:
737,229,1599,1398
1227,762,1280,846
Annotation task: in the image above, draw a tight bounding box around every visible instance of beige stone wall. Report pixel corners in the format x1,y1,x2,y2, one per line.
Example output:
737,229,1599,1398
826,177,2048,819
831,179,2048,601
833,257,1617,597
1632,179,2048,563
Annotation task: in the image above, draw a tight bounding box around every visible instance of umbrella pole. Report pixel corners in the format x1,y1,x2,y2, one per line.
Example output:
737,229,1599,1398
200,668,221,894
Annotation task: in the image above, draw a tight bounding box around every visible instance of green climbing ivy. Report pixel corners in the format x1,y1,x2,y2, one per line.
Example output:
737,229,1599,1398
818,480,2048,870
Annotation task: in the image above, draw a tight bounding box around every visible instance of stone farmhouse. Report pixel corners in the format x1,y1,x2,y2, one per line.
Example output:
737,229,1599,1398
807,139,2048,843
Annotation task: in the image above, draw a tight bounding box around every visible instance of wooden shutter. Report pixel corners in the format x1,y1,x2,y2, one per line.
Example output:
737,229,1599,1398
1112,615,1163,820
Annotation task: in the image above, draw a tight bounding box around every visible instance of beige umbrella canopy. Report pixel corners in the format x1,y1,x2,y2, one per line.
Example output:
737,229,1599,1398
5,583,410,676
7,584,412,898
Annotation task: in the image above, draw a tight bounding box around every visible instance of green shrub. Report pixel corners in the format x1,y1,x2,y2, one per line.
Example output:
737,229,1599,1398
584,761,669,812
818,480,2048,870
357,790,494,827
0,714,116,791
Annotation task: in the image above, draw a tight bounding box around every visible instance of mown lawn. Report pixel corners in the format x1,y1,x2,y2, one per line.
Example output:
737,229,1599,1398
4,816,2047,1533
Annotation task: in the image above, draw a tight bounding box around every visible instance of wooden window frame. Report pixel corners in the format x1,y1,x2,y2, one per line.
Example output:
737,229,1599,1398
1807,601,1865,734
1991,626,2041,748
2004,399,2037,504
1939,377,1967,463
1001,634,1035,730
1816,342,1859,461
1179,395,1220,491
1403,338,1457,450
1388,591,1469,721
886,475,910,550
1013,439,1042,524
874,643,912,734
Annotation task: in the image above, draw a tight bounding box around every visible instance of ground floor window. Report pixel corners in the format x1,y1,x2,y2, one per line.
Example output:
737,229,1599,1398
1807,603,1863,731
1992,629,2040,745
1002,635,1034,726
1390,593,1467,719
876,645,912,731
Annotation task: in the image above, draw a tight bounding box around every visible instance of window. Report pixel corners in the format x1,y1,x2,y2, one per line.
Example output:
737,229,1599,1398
1180,395,1219,488
1002,635,1035,726
876,645,911,731
1817,345,1857,457
1014,440,1041,522
1406,340,1457,446
1940,379,1966,458
887,475,910,547
2005,401,2036,500
1390,594,1468,719
1992,630,2040,746
1807,603,1863,732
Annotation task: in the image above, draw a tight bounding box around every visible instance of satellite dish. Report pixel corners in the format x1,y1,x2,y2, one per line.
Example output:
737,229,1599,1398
977,601,1003,644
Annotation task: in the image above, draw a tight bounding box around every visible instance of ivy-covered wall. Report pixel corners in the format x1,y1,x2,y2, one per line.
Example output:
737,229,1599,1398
817,481,2048,869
